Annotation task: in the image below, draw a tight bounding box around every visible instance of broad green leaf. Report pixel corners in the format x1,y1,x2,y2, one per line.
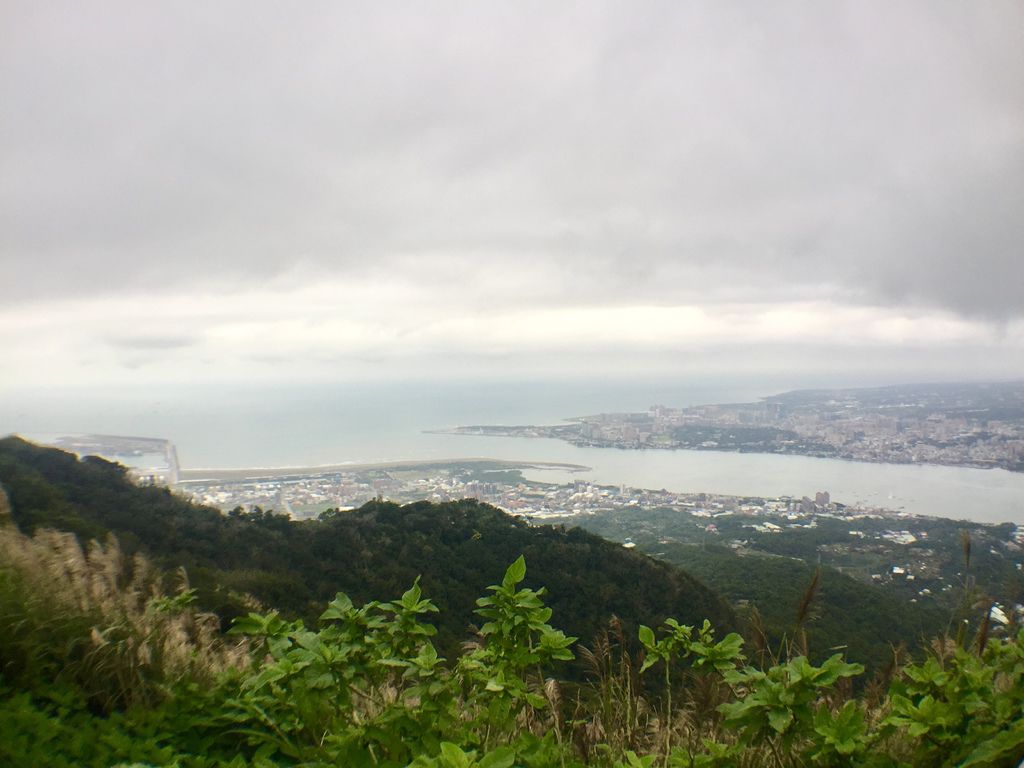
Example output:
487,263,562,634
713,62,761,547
638,625,655,649
502,555,527,588
478,747,516,768
401,578,423,609
767,707,794,733
319,593,354,621
439,742,472,768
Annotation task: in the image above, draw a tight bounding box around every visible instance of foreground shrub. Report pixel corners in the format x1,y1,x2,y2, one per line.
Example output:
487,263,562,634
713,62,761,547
1,528,1022,767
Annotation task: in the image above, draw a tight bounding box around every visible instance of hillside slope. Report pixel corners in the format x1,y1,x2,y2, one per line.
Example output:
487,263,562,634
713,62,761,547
659,543,945,671
543,508,949,674
0,437,735,652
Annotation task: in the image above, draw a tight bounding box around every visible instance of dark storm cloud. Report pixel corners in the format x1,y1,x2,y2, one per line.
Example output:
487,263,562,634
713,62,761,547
2,1,1022,316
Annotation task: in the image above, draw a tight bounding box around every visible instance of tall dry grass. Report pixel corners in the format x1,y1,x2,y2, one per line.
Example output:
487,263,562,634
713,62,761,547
0,492,248,711
573,617,651,759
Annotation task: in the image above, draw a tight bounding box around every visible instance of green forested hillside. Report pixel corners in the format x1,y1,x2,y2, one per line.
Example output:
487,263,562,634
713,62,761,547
547,508,953,677
0,437,734,654
656,543,946,673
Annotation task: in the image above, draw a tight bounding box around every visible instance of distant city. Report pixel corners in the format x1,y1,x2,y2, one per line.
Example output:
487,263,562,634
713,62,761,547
442,381,1024,472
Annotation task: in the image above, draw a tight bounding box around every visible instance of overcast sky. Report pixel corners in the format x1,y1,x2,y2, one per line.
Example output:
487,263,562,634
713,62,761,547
2,1,1023,389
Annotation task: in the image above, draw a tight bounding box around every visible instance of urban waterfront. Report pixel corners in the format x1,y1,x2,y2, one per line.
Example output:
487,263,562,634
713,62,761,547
176,429,1024,525
7,380,1024,524
502,438,1024,525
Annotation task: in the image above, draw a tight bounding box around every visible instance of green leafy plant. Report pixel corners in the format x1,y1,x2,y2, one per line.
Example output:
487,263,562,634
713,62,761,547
639,618,745,758
458,556,576,752
717,654,864,767
222,578,455,765
883,628,1024,767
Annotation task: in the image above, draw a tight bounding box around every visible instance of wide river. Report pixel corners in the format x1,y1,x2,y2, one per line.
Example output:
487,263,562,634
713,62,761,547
3,379,1023,525
465,435,1024,525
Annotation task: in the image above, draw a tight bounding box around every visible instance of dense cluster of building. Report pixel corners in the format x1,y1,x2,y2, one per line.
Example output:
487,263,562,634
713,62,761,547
449,383,1024,472
583,401,1024,469
182,464,846,521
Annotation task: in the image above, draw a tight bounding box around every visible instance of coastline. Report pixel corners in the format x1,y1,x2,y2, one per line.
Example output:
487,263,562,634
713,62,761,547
437,427,1023,474
177,457,591,483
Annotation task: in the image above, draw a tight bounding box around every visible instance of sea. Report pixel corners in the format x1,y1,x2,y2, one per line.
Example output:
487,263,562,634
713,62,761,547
3,378,1023,525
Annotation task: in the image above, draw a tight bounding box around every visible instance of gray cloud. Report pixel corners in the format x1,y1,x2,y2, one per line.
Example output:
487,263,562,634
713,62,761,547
2,1,1022,320
106,334,200,351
